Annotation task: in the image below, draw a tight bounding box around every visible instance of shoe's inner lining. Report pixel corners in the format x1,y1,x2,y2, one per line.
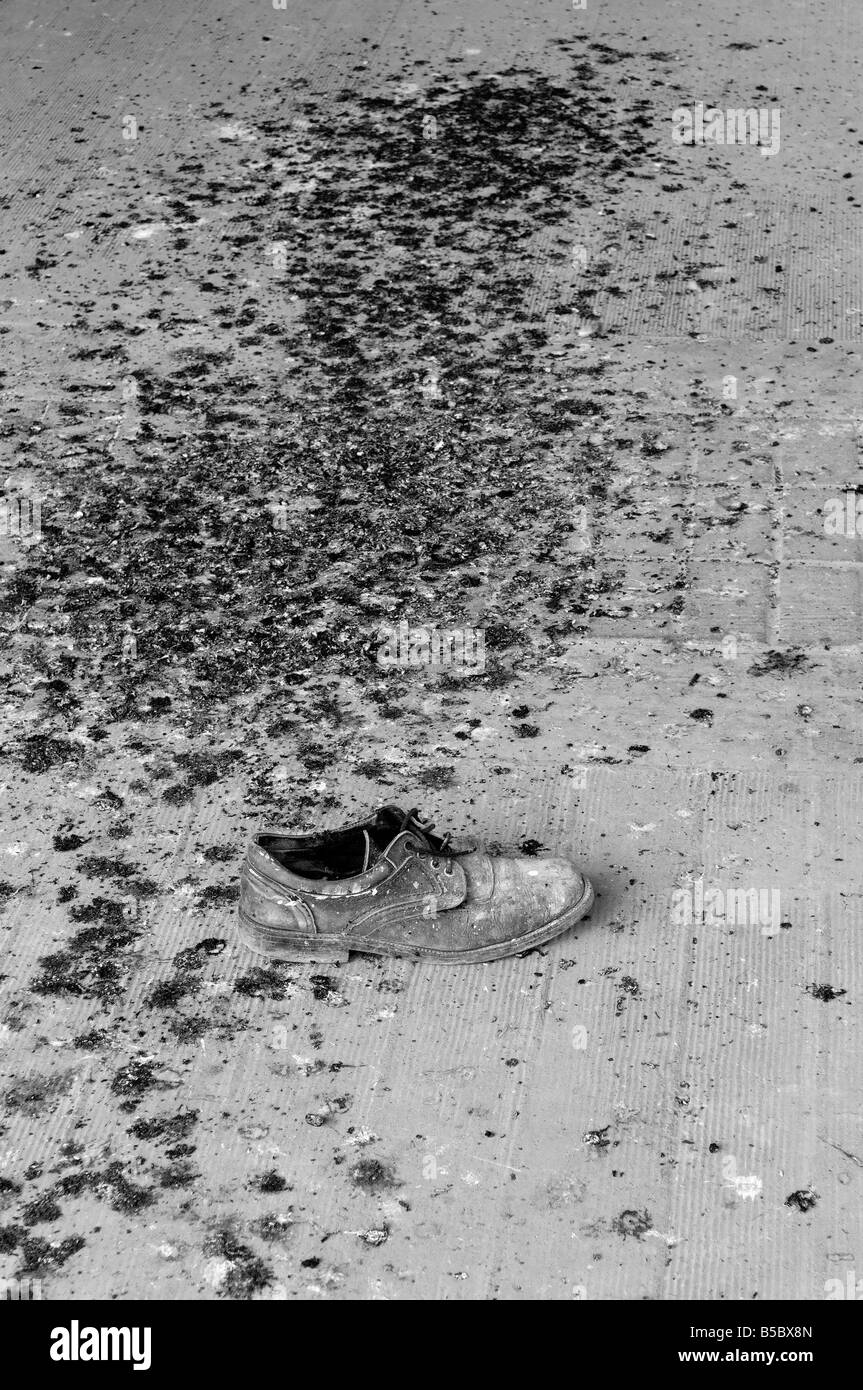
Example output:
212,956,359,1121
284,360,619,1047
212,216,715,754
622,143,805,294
262,830,364,880
262,812,409,881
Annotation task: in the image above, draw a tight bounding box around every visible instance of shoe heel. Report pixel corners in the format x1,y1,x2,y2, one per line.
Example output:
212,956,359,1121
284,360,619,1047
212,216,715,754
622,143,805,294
238,913,348,965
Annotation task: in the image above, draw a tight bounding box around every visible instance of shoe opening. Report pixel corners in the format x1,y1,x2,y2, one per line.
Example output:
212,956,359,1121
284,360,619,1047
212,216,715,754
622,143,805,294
259,808,440,881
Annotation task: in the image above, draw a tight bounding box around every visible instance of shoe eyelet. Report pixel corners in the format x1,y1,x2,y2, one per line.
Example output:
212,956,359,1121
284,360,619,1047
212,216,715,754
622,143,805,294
431,858,440,869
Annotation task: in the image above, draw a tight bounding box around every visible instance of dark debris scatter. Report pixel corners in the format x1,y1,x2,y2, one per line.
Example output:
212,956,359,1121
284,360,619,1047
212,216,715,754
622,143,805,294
128,1110,199,1144
32,900,142,1006
519,839,544,856
234,965,292,1000
254,1170,290,1194
202,1227,273,1299
249,1212,293,1243
196,883,239,908
53,833,89,852
612,1208,653,1239
109,1057,179,1111
16,736,82,775
0,1223,25,1254
1,57,663,726
583,1126,613,1151
146,975,199,1008
309,973,342,1003
169,1015,212,1043
349,1157,398,1191
155,1161,199,1189
72,1028,109,1050
747,649,811,677
16,1233,86,1275
55,1160,155,1215
807,983,847,1002
21,1194,63,1227
785,1187,818,1213
3,1072,76,1118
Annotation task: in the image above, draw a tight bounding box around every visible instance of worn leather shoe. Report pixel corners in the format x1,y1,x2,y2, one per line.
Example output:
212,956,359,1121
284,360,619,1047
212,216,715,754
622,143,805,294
239,806,593,964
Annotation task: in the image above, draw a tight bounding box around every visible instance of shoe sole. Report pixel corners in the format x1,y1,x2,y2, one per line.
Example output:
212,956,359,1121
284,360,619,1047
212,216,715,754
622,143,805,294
237,876,594,965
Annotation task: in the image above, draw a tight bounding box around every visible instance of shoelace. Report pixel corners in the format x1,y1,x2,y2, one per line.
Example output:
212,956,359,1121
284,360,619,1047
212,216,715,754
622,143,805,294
397,807,454,872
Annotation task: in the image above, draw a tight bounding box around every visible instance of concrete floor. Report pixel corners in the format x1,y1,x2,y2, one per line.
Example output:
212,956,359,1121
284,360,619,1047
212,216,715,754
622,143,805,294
0,0,861,1299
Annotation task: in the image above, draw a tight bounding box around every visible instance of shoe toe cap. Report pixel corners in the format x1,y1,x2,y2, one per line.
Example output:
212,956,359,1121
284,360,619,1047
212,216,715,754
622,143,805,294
487,854,590,936
522,856,589,919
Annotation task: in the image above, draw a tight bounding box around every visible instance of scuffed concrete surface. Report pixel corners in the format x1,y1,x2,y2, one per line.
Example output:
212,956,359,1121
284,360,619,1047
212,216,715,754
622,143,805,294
0,0,861,1298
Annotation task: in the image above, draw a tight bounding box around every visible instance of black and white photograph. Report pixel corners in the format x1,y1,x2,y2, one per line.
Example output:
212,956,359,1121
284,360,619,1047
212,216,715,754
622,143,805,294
0,0,860,1349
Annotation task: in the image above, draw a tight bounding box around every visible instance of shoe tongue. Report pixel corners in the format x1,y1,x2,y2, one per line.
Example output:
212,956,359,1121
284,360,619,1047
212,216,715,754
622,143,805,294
377,805,410,835
364,809,435,866
360,823,408,872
